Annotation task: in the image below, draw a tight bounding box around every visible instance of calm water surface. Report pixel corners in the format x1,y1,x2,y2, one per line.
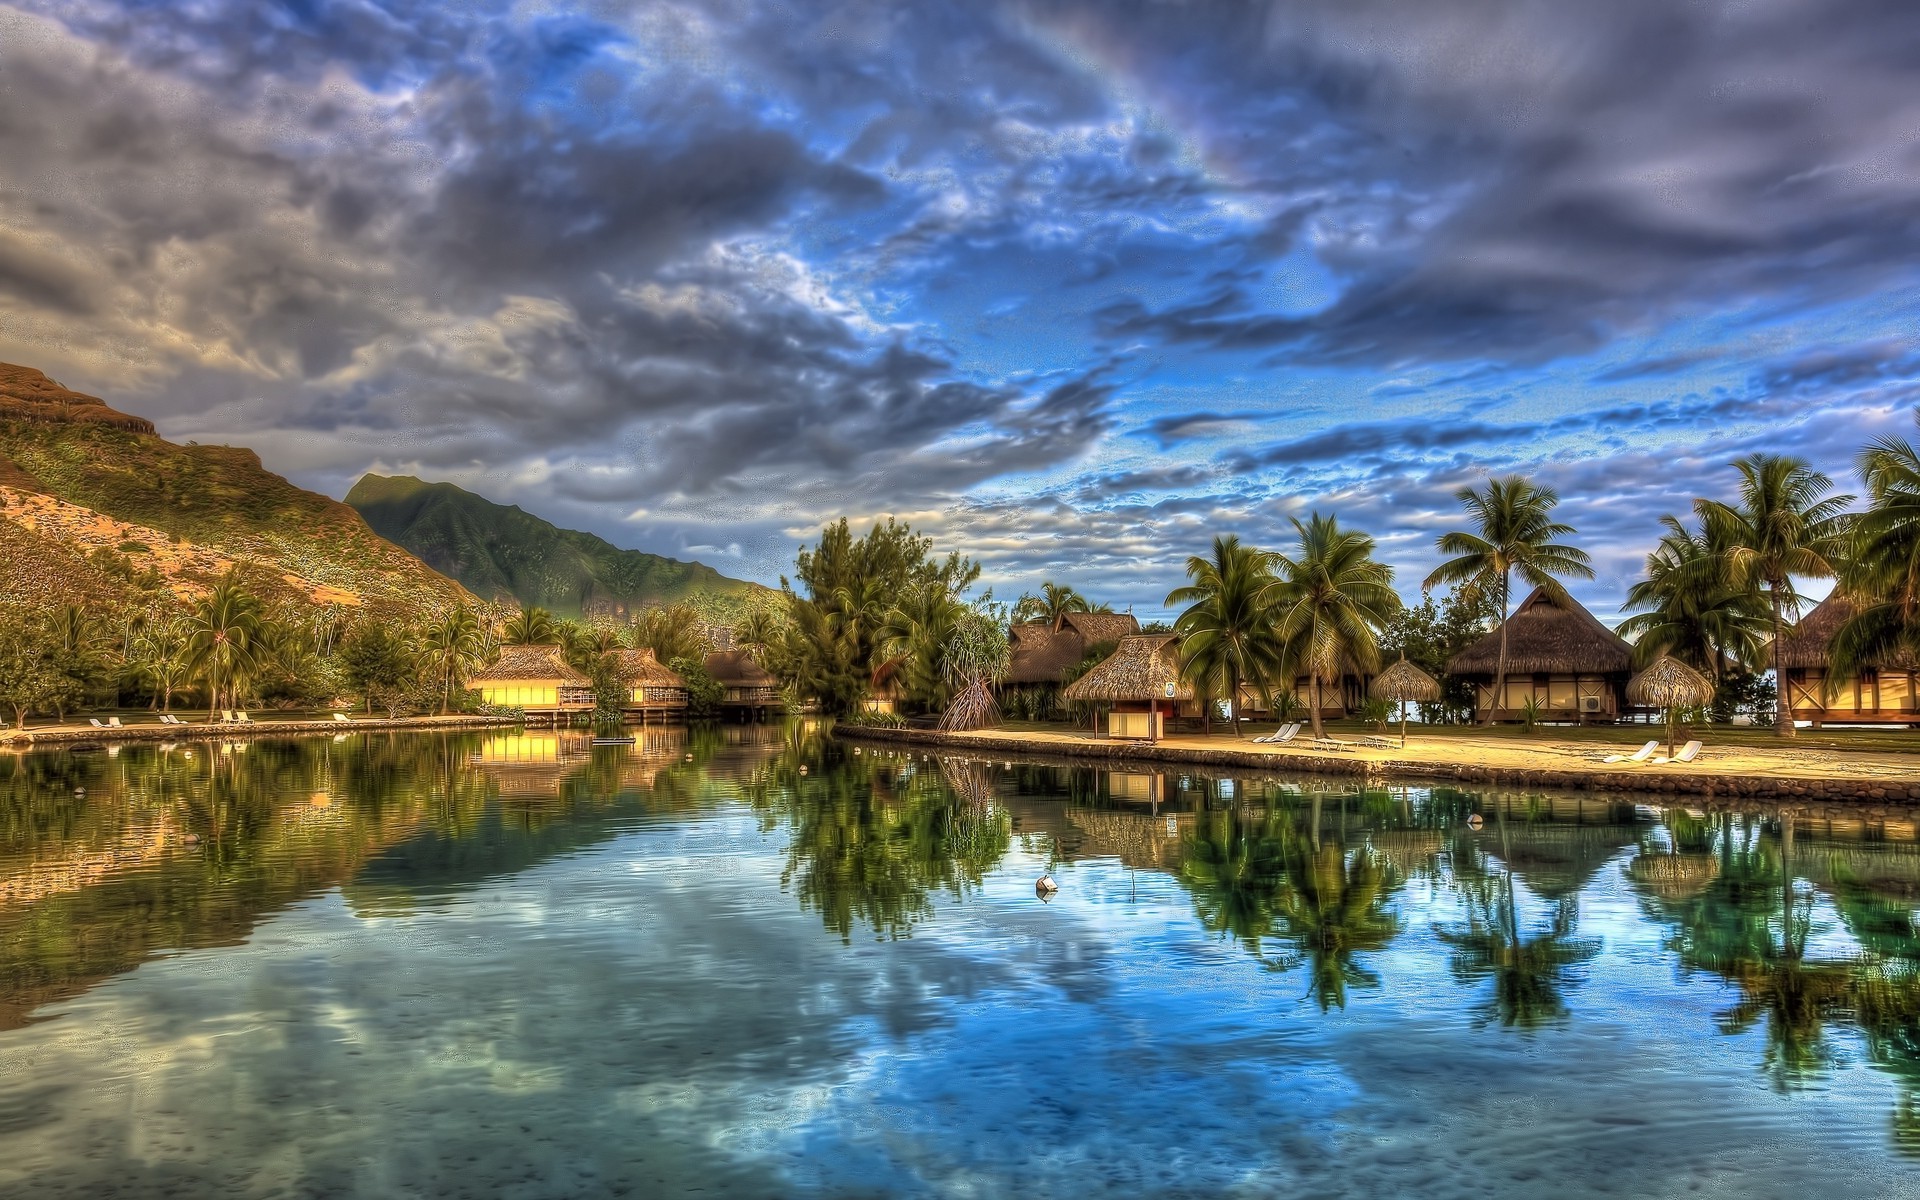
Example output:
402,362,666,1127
1,723,1918,1198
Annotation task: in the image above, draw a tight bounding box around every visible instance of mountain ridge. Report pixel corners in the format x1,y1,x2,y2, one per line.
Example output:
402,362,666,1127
346,473,768,620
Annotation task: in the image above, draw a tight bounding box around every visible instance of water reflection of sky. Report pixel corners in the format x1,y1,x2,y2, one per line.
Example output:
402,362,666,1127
0,739,1918,1197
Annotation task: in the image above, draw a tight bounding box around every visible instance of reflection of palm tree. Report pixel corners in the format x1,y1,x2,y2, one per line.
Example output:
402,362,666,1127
1436,870,1600,1028
1180,807,1290,957
1272,839,1402,1010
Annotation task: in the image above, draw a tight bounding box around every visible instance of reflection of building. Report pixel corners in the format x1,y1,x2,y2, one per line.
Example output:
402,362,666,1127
705,650,780,715
469,731,591,798
1447,588,1633,724
1106,772,1166,804
612,648,688,719
1778,594,1920,726
469,646,595,720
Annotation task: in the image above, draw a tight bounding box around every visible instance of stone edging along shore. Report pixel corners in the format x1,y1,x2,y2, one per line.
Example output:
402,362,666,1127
832,725,1920,804
0,713,521,748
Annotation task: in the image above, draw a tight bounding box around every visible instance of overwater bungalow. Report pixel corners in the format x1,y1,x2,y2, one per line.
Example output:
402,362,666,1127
1777,593,1920,726
469,645,595,722
1447,587,1634,723
612,648,687,719
1004,612,1142,707
704,649,781,715
1062,634,1196,741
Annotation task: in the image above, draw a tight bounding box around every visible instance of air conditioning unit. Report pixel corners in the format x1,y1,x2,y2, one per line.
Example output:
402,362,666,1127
1581,696,1603,713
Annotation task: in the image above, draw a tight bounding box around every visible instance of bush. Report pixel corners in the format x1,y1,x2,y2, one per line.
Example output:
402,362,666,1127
841,709,906,729
669,655,725,719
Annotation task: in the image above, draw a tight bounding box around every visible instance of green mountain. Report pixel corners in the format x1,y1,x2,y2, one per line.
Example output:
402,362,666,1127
346,473,767,620
0,363,471,616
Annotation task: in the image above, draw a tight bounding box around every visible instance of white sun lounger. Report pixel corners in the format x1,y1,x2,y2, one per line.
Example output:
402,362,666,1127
236,711,253,723
88,718,108,729
1253,722,1300,744
333,713,352,722
1601,740,1659,764
1653,740,1704,765
107,716,123,728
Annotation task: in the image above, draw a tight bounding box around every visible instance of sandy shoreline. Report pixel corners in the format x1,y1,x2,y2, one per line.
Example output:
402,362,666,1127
0,713,521,748
834,724,1920,802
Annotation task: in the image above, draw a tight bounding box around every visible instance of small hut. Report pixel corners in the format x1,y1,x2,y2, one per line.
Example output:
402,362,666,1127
1003,612,1142,713
468,645,595,721
1063,634,1193,742
612,648,687,718
1777,593,1920,726
704,650,780,715
1447,587,1633,723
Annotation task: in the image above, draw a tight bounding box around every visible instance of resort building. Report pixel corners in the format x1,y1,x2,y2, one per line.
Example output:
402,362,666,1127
468,645,595,721
612,648,687,719
1003,612,1141,715
1447,587,1634,723
1777,593,1920,726
704,649,781,715
1063,634,1195,741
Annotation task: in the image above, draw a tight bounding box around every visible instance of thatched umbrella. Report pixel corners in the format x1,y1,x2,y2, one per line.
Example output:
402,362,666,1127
1627,656,1713,757
1370,656,1440,748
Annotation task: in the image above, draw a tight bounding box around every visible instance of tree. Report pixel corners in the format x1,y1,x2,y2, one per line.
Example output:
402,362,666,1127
1832,415,1920,686
670,655,725,719
503,604,559,646
1166,535,1282,736
1425,476,1593,726
1619,514,1770,679
1011,582,1093,629
876,581,965,713
1381,584,1498,723
0,608,69,729
44,603,111,720
633,604,710,666
339,623,421,718
1696,454,1854,737
131,614,194,712
1270,515,1402,740
422,606,485,714
938,606,1011,731
184,578,268,720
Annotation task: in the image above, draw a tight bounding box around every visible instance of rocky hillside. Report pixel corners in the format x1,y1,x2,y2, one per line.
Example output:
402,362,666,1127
0,364,470,616
347,473,769,621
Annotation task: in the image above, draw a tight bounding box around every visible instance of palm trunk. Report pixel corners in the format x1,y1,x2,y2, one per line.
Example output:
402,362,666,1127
1309,673,1325,740
1486,571,1510,727
1769,588,1793,738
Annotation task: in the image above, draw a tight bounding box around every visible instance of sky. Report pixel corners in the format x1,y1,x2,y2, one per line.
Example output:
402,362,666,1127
2,0,1919,621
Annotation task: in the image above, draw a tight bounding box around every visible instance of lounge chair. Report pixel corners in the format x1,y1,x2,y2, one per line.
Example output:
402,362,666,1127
1600,740,1660,764
1653,740,1704,765
1312,736,1357,752
221,710,236,723
1253,722,1300,744
235,711,253,723
332,712,352,722
162,714,182,725
89,718,109,729
1359,735,1397,750
107,716,124,728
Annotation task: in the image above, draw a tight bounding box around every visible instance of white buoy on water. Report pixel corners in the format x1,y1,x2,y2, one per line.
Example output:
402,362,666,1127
1035,875,1059,895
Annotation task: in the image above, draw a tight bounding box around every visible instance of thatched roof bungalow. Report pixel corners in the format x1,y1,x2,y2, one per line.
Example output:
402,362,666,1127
1776,593,1920,726
705,650,780,713
469,645,594,717
612,648,687,715
1447,587,1634,723
1063,634,1193,741
1006,612,1142,686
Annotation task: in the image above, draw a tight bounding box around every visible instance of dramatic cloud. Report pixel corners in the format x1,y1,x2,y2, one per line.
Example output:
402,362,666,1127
1,0,1917,613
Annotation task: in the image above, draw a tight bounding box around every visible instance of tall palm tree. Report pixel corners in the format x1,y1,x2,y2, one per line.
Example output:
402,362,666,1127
1425,476,1593,726
1012,582,1093,629
133,614,193,712
1696,454,1854,737
1619,514,1769,677
1832,417,1920,684
422,606,484,714
876,581,963,712
184,578,266,721
1166,535,1282,735
502,604,559,646
1270,515,1401,740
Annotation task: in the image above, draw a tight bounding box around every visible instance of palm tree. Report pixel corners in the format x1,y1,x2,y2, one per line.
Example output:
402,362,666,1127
1166,536,1282,736
632,604,709,665
133,615,193,713
1270,515,1401,740
422,606,484,714
1696,455,1854,737
502,604,559,646
1832,417,1920,684
1618,514,1769,677
876,581,963,712
1012,582,1093,629
1425,476,1593,726
184,578,267,721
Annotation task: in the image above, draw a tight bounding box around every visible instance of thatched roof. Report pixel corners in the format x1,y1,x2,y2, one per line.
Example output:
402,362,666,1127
1774,591,1919,671
1371,657,1441,702
1063,634,1194,703
705,649,776,687
612,648,684,689
1627,656,1713,707
1447,586,1632,677
1006,611,1141,684
470,644,589,684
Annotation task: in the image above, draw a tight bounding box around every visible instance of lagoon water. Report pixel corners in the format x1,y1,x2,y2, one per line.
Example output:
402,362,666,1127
1,723,1917,1198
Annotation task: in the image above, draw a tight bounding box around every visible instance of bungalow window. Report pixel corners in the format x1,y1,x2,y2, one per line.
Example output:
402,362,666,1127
1882,672,1914,712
